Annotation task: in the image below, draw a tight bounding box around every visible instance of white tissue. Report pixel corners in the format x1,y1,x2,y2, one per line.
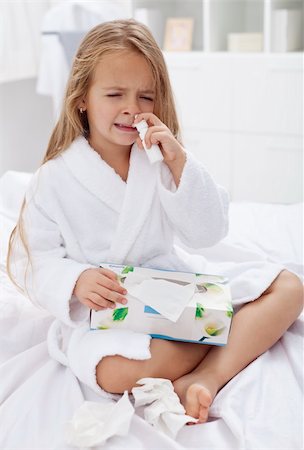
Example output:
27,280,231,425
132,378,198,438
124,273,196,322
65,391,134,447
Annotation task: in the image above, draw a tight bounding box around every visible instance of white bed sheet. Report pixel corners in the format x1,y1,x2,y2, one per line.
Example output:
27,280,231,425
0,171,303,450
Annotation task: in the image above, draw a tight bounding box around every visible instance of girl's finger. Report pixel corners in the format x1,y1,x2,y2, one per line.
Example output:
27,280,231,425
87,293,117,309
98,267,118,281
145,131,169,151
97,286,128,305
82,297,107,311
136,136,144,149
96,272,127,295
133,112,162,127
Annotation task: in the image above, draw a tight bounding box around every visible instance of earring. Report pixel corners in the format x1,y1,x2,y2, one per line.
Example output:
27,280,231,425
80,108,83,114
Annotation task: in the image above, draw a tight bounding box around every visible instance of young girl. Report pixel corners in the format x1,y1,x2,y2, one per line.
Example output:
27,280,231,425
8,19,303,425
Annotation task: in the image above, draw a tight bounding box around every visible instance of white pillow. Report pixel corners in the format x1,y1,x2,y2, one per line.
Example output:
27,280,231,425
0,171,33,266
0,171,32,221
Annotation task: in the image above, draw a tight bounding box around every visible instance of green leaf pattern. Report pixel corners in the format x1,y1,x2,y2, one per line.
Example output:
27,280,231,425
195,303,205,319
226,304,233,318
112,307,129,321
122,266,134,274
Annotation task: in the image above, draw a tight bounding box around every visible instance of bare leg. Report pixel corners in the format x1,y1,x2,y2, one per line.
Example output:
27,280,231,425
173,270,303,422
96,338,211,393
96,270,303,422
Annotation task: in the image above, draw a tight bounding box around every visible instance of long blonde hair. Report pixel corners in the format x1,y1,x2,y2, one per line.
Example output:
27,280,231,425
7,19,181,288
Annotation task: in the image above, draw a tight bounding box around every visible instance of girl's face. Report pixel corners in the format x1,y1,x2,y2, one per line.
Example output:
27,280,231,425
82,51,155,153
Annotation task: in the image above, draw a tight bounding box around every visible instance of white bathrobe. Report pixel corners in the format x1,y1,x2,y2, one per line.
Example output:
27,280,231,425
12,136,282,393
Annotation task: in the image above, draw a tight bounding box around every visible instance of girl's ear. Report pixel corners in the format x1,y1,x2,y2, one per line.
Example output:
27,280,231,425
78,98,86,111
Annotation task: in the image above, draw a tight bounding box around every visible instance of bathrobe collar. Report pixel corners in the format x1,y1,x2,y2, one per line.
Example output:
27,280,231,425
108,142,158,263
61,136,126,213
61,136,158,262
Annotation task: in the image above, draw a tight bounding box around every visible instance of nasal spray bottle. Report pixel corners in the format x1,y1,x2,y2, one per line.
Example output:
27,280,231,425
134,117,164,164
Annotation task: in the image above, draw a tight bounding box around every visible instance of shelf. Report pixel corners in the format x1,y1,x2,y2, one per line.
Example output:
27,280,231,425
209,0,264,52
133,0,203,50
131,0,304,53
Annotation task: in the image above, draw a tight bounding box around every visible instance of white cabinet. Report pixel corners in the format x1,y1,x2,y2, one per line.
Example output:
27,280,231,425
179,130,303,204
165,58,202,129
166,54,234,131
232,134,303,203
230,55,302,135
131,0,304,52
165,53,302,136
164,53,303,203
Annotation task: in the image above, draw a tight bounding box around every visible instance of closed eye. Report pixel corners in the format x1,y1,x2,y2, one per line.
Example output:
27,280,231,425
107,93,121,97
140,96,154,101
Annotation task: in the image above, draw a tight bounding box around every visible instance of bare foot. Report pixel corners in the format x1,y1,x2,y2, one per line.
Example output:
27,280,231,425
185,383,212,423
173,376,217,424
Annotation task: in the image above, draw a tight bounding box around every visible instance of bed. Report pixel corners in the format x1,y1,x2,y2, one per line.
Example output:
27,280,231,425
0,170,303,449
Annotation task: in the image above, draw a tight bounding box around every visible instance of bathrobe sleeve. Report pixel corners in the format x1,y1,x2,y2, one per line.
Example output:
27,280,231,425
12,171,94,327
157,151,229,248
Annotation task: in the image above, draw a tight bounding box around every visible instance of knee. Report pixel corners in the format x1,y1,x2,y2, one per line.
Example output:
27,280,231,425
96,356,128,393
96,355,149,394
288,272,304,314
272,270,303,315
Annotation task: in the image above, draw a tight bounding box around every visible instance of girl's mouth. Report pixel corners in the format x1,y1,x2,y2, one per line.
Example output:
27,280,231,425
114,123,137,133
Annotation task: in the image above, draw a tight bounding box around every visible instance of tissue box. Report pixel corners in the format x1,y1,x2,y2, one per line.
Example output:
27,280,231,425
90,264,233,346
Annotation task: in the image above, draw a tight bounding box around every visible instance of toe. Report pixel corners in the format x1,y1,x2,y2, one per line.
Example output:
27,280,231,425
195,385,212,423
198,385,212,406
198,405,209,423
185,384,201,418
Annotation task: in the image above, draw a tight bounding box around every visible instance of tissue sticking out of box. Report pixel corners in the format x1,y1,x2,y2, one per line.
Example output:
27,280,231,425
124,272,196,322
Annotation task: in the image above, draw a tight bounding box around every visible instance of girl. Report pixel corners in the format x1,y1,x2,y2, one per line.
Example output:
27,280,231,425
8,19,303,425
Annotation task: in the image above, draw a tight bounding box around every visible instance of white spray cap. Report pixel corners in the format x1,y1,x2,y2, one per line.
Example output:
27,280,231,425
133,116,164,164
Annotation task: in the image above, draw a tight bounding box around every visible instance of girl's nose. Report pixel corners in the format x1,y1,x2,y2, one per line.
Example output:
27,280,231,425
123,110,140,117
122,99,140,116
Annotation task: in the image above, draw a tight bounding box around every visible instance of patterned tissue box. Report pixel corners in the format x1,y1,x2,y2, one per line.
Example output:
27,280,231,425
90,263,233,346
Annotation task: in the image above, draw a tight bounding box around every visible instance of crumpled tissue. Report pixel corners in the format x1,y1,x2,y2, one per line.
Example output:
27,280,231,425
132,378,198,438
65,391,134,447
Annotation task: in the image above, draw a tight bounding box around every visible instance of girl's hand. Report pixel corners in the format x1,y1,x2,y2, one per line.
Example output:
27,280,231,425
133,113,186,164
133,113,187,186
73,268,128,311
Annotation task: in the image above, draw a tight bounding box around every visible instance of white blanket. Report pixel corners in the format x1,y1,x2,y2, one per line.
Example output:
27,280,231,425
0,268,302,449
0,168,303,449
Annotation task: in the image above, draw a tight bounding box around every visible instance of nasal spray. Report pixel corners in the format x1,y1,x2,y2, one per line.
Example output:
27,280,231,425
134,117,164,164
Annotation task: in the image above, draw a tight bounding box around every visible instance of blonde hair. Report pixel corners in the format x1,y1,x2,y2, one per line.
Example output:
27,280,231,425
7,18,181,288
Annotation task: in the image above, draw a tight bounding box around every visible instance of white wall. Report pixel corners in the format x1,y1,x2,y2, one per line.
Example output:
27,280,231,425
0,78,54,176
